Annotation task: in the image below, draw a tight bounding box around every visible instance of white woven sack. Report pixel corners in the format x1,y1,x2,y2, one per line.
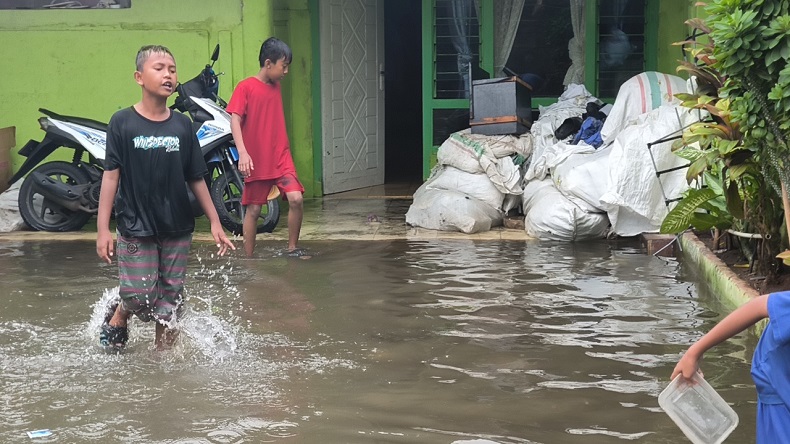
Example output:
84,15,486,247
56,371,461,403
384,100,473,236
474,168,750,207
406,185,503,234
551,145,612,212
425,165,505,210
522,179,609,241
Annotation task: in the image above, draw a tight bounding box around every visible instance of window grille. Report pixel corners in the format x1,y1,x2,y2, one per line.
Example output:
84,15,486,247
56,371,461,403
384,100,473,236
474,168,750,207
433,0,481,99
597,0,646,97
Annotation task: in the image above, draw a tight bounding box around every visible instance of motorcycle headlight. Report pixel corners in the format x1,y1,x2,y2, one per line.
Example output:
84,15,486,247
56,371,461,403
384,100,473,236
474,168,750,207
38,117,50,131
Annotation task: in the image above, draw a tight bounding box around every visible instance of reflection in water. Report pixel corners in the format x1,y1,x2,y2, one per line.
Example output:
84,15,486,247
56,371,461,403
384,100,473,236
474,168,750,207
0,239,758,443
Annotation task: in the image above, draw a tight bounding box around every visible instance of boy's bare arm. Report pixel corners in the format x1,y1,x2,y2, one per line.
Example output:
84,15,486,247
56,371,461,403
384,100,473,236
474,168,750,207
188,178,235,256
671,294,769,380
96,169,120,263
231,113,253,176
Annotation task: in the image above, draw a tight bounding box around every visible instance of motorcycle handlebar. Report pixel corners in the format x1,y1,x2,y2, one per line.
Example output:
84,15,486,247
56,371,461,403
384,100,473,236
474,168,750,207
172,67,225,112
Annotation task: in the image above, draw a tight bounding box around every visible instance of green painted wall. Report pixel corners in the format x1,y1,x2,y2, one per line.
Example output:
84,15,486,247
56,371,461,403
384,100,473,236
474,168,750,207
656,1,693,76
272,0,316,198
0,0,318,197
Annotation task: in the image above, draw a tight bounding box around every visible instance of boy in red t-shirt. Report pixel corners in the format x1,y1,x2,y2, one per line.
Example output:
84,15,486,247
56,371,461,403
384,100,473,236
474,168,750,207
227,37,306,257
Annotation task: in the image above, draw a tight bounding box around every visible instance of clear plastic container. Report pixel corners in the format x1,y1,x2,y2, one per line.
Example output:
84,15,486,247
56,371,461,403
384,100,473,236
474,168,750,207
659,373,739,444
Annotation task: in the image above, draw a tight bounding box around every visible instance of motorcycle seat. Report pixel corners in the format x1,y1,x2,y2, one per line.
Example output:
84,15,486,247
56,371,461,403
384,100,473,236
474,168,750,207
39,108,108,132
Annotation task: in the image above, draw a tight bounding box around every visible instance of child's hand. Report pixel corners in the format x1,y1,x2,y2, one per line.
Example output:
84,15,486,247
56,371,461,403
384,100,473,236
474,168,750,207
671,350,702,381
96,230,114,264
212,225,235,256
238,152,254,178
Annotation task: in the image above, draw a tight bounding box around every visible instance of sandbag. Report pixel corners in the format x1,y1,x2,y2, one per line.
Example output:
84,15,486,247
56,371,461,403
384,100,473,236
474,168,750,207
425,165,505,210
600,72,688,144
522,179,609,241
436,130,526,195
406,185,502,234
526,84,599,181
0,182,25,233
551,145,612,212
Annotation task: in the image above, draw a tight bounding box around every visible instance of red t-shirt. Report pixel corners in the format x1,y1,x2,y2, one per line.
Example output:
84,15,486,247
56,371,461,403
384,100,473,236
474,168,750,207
226,77,295,181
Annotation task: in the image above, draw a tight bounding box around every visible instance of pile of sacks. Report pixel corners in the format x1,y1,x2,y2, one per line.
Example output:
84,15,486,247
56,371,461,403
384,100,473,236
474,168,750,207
408,71,703,241
405,129,532,233
523,72,697,240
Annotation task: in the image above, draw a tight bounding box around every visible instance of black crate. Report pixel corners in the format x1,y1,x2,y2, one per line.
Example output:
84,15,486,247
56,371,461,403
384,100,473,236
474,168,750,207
469,76,532,136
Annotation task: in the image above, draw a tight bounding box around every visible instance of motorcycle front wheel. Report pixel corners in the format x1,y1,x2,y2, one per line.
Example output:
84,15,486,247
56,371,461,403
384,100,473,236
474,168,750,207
18,161,93,232
209,172,280,235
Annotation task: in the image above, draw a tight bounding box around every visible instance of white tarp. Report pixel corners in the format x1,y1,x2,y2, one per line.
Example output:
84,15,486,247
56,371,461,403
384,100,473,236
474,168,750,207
522,179,609,241
600,72,688,144
599,105,702,236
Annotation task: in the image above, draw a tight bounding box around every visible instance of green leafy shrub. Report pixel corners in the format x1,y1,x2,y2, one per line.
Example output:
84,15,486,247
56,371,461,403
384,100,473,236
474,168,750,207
662,0,790,283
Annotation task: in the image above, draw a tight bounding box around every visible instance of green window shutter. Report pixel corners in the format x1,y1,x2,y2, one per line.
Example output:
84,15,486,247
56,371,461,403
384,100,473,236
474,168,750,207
422,0,493,178
586,0,659,99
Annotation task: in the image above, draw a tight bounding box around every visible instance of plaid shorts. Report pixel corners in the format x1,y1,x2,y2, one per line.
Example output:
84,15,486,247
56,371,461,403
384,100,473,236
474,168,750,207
116,233,192,324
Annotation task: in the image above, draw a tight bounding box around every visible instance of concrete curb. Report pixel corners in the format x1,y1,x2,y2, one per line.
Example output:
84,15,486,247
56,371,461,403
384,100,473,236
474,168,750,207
679,231,765,334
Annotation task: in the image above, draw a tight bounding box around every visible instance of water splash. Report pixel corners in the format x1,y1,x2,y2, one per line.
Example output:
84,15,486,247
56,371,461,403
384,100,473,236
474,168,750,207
85,282,240,363
178,299,238,363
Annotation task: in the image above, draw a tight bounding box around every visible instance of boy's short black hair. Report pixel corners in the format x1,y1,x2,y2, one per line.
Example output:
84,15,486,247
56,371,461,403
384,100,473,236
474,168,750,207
259,37,293,67
136,45,174,71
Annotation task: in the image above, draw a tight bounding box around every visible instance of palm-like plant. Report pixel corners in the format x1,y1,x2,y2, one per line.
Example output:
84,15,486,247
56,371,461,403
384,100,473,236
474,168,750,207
662,0,790,284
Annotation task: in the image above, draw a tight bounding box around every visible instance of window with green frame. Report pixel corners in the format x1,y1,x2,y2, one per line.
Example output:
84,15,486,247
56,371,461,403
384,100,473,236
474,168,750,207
421,0,659,176
504,0,657,101
595,0,650,97
421,0,493,176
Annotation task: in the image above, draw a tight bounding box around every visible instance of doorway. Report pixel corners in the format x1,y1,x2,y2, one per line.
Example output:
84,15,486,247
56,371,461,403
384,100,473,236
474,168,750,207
318,0,423,197
384,0,422,185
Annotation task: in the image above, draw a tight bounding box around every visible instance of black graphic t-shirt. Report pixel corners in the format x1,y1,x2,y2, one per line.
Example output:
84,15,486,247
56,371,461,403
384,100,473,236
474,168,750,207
105,106,207,238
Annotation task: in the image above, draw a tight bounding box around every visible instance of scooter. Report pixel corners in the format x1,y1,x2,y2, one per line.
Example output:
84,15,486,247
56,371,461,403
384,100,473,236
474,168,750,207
8,44,279,234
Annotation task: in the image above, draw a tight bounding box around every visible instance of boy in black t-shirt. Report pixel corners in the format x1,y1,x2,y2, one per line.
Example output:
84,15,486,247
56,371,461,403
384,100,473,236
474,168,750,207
96,45,235,350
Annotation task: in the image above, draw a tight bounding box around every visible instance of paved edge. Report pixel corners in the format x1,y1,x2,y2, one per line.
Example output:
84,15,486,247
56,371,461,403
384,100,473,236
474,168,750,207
679,231,766,334
0,227,534,242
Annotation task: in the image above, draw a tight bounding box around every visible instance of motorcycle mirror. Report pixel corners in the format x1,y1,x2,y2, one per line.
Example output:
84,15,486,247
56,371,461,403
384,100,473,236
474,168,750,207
210,44,220,65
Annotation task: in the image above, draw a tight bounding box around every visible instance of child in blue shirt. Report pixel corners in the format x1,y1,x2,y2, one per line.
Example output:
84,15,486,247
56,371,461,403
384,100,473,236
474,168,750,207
672,292,790,442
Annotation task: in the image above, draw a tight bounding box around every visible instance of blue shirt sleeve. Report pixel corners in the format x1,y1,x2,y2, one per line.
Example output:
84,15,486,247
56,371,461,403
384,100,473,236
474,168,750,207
768,291,790,345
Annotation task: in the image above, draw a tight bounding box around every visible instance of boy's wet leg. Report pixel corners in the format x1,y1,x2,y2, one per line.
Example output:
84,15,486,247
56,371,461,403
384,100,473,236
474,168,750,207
243,203,263,257
99,301,132,348
109,303,131,329
285,191,303,251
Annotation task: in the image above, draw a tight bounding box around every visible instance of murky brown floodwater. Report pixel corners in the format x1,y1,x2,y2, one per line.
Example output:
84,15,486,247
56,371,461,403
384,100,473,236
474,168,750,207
0,239,758,443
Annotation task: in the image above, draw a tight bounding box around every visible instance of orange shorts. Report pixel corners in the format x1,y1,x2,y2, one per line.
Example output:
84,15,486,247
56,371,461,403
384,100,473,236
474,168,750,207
241,173,304,206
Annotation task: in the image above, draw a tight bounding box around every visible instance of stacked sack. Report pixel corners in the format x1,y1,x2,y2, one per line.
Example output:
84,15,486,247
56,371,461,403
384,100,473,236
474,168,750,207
520,83,611,241
520,73,692,241
406,129,532,233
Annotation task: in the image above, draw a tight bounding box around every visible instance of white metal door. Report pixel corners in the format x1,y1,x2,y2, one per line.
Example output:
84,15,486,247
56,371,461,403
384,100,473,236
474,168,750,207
320,0,385,194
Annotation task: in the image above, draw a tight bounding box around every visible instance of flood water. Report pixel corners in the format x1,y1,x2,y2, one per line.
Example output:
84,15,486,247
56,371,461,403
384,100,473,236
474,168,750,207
0,239,759,443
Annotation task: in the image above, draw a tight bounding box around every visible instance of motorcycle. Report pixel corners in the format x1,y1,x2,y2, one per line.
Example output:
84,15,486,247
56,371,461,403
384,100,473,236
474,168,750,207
172,44,279,234
8,44,279,235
